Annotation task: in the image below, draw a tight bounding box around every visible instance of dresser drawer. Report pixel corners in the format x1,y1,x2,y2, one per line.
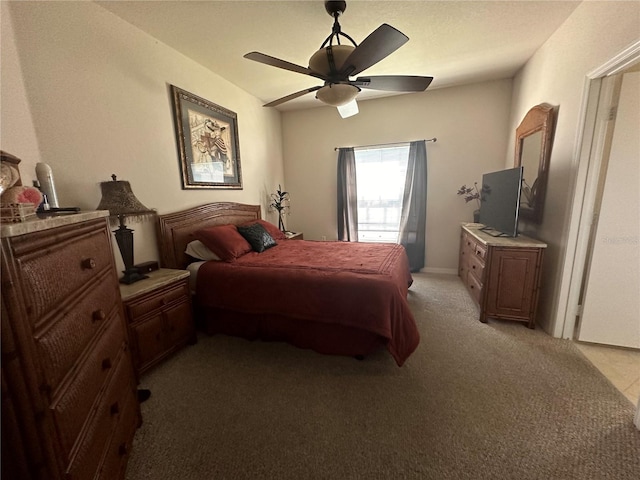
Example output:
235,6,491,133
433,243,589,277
125,280,189,321
50,318,126,457
1,214,140,480
461,231,475,252
467,252,485,281
466,270,483,305
34,272,120,390
13,221,115,326
472,242,487,260
65,350,136,480
97,393,138,480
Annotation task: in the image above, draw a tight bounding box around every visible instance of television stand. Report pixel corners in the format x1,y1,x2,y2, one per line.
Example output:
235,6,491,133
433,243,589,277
459,224,547,328
479,226,512,237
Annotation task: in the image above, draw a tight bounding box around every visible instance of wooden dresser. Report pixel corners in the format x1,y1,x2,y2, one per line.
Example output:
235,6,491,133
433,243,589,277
1,212,141,480
458,224,547,328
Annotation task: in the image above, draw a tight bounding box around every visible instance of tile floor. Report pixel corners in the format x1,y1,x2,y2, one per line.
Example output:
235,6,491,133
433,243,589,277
575,342,640,406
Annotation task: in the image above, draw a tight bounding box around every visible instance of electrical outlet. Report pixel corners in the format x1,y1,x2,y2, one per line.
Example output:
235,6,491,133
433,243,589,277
321,235,327,241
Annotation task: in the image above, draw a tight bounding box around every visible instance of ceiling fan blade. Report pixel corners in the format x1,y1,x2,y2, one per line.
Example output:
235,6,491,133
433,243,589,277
264,86,322,107
338,24,409,78
353,75,433,92
244,52,327,80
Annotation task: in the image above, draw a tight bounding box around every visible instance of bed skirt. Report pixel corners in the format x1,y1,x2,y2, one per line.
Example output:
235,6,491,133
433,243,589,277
195,304,386,359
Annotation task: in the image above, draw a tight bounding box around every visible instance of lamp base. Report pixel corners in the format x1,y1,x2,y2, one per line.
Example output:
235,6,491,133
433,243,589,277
119,267,148,285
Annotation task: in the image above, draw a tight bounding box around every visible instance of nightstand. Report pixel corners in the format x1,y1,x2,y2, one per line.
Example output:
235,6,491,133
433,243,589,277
120,268,195,375
285,231,303,240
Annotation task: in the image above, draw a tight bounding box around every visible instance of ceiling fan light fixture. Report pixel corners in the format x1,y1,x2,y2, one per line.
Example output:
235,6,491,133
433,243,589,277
337,99,359,118
308,45,355,75
316,83,360,107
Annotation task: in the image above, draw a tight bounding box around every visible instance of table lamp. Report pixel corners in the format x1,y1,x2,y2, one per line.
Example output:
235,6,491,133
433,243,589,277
97,174,155,284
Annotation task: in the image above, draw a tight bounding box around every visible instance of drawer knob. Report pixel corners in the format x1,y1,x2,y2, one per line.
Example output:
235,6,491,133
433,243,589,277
81,258,97,270
92,310,106,322
472,265,476,269
470,285,474,289
110,402,119,415
101,358,112,370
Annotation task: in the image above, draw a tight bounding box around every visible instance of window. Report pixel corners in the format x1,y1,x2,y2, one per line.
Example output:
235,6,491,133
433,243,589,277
354,144,410,243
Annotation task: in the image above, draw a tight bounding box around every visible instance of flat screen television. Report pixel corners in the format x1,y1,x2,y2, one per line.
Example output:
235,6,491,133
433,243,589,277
479,166,523,237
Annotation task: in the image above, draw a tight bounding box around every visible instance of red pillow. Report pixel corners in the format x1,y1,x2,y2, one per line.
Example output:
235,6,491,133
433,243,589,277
194,224,252,262
241,219,287,241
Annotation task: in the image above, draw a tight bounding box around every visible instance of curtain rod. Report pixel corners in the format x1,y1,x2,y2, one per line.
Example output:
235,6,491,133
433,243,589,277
334,138,437,151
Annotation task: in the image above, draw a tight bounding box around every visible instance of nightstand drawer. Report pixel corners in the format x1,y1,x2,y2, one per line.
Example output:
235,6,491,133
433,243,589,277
125,281,189,320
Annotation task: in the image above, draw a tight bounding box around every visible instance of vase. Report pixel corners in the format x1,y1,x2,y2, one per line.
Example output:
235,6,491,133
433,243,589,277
473,209,480,223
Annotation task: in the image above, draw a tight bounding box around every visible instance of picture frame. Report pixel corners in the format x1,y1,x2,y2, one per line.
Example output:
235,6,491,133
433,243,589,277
170,85,242,189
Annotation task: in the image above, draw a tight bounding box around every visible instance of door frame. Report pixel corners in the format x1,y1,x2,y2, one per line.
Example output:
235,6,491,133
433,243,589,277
558,40,640,340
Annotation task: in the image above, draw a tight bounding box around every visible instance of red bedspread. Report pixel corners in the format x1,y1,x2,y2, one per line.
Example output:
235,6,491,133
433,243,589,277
195,240,419,365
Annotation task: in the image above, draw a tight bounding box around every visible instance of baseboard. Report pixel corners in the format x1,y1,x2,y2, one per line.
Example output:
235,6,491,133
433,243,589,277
419,267,458,275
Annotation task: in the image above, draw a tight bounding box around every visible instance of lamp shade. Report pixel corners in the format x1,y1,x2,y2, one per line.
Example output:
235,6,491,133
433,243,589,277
97,174,155,219
315,83,360,107
308,45,354,76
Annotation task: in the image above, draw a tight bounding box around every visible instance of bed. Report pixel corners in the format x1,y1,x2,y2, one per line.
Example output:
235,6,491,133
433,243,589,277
156,202,419,366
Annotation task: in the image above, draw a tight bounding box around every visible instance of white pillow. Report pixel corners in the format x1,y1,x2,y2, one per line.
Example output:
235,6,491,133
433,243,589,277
185,240,221,261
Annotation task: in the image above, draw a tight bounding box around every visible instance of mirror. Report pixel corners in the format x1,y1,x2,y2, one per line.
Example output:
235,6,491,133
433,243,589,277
514,103,556,223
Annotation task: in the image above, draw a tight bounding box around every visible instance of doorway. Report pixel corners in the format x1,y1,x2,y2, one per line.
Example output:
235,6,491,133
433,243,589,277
561,41,640,347
576,67,639,348
561,42,640,421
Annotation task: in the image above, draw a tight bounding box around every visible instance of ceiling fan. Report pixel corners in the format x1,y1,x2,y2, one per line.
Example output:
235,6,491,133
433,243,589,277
244,0,433,118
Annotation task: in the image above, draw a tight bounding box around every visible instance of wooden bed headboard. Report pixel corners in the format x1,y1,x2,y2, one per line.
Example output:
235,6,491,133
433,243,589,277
156,202,261,269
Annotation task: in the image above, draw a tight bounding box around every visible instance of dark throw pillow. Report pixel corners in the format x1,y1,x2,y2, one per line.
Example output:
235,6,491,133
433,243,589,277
240,219,287,241
237,223,277,253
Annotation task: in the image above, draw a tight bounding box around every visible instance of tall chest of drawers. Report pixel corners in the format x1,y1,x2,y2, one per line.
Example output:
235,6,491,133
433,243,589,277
458,224,547,328
1,212,141,480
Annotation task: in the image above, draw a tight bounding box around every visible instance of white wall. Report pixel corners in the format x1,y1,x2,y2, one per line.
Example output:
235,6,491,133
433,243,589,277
282,79,513,272
0,1,42,175
2,1,285,272
507,1,640,335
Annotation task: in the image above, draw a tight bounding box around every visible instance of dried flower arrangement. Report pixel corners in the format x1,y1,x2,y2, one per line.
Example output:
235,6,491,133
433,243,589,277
270,184,290,231
457,182,481,210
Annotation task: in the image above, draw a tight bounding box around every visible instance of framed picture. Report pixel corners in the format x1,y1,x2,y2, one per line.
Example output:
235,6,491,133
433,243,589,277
171,85,242,189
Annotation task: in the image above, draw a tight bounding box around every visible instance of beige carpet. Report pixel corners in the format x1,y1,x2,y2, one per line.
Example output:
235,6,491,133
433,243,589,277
126,273,640,479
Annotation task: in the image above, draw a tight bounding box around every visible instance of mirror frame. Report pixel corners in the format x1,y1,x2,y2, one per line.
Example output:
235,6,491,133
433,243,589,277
514,103,556,224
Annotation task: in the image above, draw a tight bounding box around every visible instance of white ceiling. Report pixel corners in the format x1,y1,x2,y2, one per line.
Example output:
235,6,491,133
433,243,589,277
95,0,581,111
